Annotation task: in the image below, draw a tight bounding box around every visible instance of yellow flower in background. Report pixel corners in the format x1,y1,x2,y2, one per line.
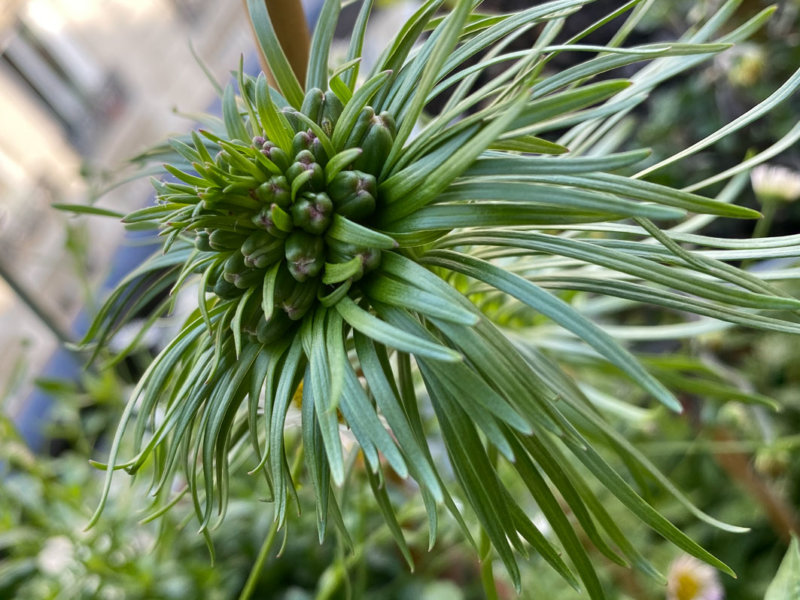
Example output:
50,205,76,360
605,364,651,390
667,555,724,600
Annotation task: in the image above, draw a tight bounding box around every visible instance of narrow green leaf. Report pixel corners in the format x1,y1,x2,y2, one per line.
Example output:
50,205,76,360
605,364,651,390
379,91,529,223
354,332,444,501
255,73,293,151
331,70,393,150
366,468,415,571
340,363,408,477
564,433,736,577
508,435,607,600
325,214,398,249
306,0,341,91
422,369,522,589
328,74,353,103
442,231,800,311
325,148,363,183
424,250,681,411
466,149,651,177
335,296,460,362
245,0,305,108
269,337,305,526
323,257,362,285
309,308,346,486
487,136,568,154
343,0,374,89
383,0,472,173
363,276,478,326
765,536,800,600
527,173,761,219
52,203,125,219
223,85,250,142
637,65,800,178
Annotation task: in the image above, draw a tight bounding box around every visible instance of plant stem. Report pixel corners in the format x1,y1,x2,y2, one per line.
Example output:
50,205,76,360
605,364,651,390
238,444,305,600
712,426,800,542
752,198,777,238
238,517,281,600
479,528,499,600
0,258,73,347
244,0,310,86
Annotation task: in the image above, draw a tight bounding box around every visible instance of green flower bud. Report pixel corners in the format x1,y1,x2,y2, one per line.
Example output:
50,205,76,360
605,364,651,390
291,129,328,166
260,142,290,172
214,150,231,171
320,91,344,136
281,279,320,321
241,232,285,269
327,170,377,221
285,231,325,282
222,252,247,282
195,230,212,251
345,106,375,149
300,87,325,123
281,107,303,133
327,241,381,280
255,175,291,207
255,309,296,345
291,192,333,235
241,231,271,256
232,268,265,290
212,275,243,299
271,261,298,307
209,230,245,251
353,112,395,177
252,203,292,237
285,150,324,193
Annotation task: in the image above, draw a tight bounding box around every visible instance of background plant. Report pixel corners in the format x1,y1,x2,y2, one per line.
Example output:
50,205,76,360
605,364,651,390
41,0,800,597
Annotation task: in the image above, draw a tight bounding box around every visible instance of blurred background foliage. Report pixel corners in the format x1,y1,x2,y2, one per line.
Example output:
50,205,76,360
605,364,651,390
1,0,799,598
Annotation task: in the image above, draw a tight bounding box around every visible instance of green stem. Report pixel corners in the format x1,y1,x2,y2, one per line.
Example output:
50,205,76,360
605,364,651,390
238,445,304,600
315,546,365,600
479,528,499,600
753,198,777,238
0,258,73,347
238,517,281,600
480,445,500,600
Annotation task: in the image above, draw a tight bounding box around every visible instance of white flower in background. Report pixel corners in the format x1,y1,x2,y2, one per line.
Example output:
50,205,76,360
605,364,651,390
667,555,724,600
37,535,75,576
715,43,766,88
750,164,800,203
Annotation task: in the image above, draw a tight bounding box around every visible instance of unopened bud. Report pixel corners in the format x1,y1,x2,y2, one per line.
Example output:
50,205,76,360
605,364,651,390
285,231,325,282
291,192,333,235
255,175,291,207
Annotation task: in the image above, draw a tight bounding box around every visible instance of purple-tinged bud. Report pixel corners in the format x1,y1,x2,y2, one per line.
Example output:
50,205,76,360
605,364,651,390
281,279,319,321
285,150,324,192
327,242,381,281
214,151,231,171
291,192,333,235
260,142,290,172
252,202,292,237
285,231,325,282
291,129,328,165
254,175,291,207
327,170,377,221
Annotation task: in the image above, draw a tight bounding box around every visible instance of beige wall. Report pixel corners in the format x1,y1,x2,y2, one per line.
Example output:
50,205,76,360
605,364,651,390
0,0,253,413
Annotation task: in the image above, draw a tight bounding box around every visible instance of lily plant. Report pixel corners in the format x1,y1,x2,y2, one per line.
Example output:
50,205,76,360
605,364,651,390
80,0,800,596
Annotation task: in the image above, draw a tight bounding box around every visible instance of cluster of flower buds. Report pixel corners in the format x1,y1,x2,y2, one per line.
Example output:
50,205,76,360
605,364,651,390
177,87,397,344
